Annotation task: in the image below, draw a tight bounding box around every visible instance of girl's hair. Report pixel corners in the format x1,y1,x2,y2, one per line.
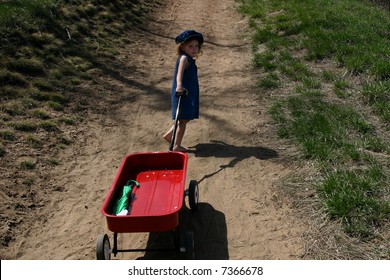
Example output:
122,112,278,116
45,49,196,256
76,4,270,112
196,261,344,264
176,38,203,56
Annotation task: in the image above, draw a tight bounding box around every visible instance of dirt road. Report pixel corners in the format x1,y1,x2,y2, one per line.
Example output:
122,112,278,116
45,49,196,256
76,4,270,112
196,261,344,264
8,0,308,259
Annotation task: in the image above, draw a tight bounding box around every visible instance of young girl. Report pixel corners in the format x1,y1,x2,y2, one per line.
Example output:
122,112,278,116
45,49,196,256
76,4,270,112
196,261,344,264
163,30,204,152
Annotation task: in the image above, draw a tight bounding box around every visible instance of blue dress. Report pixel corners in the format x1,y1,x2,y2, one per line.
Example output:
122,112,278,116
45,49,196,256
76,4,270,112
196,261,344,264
171,53,199,120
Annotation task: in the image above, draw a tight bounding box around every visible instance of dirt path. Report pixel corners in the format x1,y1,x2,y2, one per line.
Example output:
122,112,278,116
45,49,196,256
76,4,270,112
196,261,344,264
9,0,309,259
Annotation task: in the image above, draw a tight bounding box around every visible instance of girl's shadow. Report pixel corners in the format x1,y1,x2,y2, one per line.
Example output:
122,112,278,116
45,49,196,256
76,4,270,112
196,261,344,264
188,140,278,183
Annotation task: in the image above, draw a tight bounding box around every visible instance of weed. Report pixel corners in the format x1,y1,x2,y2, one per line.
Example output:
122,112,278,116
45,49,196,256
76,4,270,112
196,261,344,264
253,51,277,71
47,101,64,111
0,70,28,87
361,135,388,154
0,101,26,116
20,159,37,170
22,177,35,187
321,70,337,82
30,109,51,120
58,117,76,126
0,130,14,142
279,55,313,81
32,80,55,92
318,166,389,237
302,76,321,89
47,158,60,165
362,80,390,122
40,120,59,132
9,121,37,132
0,86,25,100
7,58,46,76
0,142,5,157
257,72,280,89
46,92,69,105
26,134,41,148
30,32,55,47
334,79,350,98
57,135,72,145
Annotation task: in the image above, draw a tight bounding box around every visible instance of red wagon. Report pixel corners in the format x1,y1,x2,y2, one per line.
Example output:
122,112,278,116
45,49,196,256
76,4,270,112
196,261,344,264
96,151,199,260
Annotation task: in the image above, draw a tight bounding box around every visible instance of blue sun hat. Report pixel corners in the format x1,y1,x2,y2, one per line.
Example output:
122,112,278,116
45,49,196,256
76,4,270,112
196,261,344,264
175,30,204,44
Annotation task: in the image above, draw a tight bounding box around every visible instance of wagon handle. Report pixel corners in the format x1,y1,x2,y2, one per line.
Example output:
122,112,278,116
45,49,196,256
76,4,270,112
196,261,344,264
176,89,188,96
169,89,188,151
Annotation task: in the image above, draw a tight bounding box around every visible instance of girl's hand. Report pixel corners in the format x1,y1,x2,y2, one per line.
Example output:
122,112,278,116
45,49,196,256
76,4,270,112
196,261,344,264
176,88,188,96
176,84,184,93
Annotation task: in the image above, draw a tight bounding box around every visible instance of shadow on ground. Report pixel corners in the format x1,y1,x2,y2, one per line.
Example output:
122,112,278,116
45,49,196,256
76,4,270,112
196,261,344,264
137,202,228,260
188,140,279,183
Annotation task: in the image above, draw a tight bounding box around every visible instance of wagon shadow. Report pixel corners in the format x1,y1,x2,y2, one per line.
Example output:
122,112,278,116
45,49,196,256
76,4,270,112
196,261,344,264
188,140,278,183
137,203,228,260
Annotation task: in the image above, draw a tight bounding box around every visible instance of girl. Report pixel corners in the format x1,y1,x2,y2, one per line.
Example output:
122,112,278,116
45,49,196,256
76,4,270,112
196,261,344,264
163,30,204,152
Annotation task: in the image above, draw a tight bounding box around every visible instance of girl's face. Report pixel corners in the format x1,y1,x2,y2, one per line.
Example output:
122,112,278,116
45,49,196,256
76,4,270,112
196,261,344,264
180,39,200,58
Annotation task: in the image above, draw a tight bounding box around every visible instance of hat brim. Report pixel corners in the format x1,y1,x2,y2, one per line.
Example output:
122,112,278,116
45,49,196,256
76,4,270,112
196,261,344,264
176,33,204,44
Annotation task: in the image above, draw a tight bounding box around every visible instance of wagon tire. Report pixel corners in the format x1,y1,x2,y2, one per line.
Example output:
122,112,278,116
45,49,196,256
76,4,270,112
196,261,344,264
185,231,195,260
188,180,199,212
96,234,111,260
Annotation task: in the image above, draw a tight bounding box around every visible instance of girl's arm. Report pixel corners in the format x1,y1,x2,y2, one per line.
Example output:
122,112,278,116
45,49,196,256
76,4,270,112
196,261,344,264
176,55,189,93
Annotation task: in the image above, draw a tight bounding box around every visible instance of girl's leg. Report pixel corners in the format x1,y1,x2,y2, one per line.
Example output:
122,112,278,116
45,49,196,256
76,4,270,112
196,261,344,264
173,120,189,151
163,125,174,143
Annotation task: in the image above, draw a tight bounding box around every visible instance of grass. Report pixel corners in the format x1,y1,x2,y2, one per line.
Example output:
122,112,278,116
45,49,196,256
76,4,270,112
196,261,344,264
0,0,159,255
0,129,15,141
362,80,390,121
20,159,36,170
318,166,389,237
0,0,157,158
0,142,5,157
26,134,41,148
238,0,389,258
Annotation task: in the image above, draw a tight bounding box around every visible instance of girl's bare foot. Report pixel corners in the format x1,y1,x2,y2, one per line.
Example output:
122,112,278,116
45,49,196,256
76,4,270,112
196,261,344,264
173,145,188,152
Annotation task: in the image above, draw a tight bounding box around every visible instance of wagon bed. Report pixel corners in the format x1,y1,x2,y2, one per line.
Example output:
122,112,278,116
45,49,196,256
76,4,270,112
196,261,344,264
97,151,199,259
101,152,188,233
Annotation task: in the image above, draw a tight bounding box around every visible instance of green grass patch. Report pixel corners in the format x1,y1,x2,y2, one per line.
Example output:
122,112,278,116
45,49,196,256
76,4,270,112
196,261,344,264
257,72,280,89
318,166,389,237
362,80,390,122
334,79,350,98
240,0,390,244
240,0,390,79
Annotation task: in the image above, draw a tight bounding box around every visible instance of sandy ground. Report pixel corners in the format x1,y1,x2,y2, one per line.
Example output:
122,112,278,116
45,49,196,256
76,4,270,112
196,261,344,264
4,0,310,259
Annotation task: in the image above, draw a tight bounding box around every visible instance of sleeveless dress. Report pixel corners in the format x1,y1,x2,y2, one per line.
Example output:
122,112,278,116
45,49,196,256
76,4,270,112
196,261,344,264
171,53,199,120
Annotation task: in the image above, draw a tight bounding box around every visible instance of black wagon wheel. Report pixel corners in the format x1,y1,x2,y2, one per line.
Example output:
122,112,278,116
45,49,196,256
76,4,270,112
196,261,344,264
184,231,195,260
96,233,111,260
188,180,199,211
